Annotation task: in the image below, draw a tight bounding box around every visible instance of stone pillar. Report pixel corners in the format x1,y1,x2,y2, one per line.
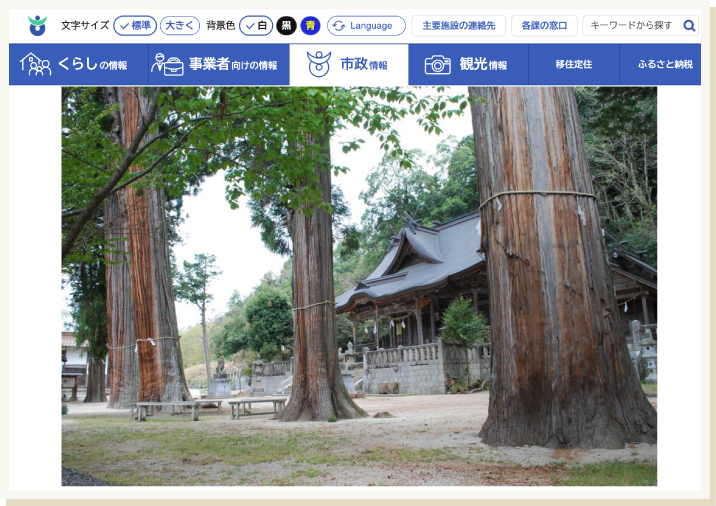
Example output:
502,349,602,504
640,328,657,384
630,320,642,352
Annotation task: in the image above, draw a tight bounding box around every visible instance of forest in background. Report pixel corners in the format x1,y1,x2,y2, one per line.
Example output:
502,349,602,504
171,86,657,372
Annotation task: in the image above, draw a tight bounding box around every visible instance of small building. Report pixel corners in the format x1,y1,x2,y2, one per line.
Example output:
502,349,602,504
61,332,89,384
61,332,110,400
608,243,658,382
336,212,491,394
608,243,657,340
336,211,489,349
61,332,88,401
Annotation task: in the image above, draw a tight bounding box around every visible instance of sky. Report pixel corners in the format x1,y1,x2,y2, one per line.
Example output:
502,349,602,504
63,87,475,332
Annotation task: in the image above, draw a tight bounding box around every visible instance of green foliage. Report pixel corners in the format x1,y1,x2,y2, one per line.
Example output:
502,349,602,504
440,297,490,346
179,320,216,367
67,248,108,362
210,290,249,359
62,404,68,416
359,135,479,252
575,87,657,266
619,218,657,266
243,288,293,362
248,185,355,256
174,253,222,312
61,87,214,269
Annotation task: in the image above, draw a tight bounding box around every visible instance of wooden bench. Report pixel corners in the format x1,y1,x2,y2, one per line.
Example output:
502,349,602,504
228,398,286,420
130,400,223,421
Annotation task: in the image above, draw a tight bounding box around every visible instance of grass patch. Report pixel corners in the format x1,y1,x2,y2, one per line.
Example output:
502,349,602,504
62,417,472,486
558,460,656,486
640,382,657,395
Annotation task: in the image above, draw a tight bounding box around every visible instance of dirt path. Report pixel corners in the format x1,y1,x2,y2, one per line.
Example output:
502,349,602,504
62,392,657,486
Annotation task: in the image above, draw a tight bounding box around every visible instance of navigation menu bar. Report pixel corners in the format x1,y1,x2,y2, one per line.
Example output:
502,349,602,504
9,43,700,86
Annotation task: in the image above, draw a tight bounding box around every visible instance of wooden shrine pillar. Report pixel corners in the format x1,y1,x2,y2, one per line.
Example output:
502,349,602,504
415,299,424,345
429,299,436,342
472,288,479,314
640,290,651,326
374,304,380,348
407,315,413,345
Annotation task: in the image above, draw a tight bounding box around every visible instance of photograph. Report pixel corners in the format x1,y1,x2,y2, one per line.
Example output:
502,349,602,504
59,84,658,487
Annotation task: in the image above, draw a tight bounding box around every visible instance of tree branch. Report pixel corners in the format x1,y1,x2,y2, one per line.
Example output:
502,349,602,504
62,87,165,261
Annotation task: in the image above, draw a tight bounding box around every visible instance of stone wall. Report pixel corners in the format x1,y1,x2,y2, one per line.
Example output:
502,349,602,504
250,360,292,396
361,341,493,395
442,343,491,384
363,358,446,395
253,342,494,397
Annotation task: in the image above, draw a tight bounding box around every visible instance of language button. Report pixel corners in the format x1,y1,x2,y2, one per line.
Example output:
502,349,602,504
327,16,406,36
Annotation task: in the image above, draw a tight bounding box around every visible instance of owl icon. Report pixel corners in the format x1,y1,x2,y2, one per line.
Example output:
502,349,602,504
307,50,331,78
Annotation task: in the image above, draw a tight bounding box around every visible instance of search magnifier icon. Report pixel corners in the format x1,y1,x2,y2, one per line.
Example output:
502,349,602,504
684,20,696,32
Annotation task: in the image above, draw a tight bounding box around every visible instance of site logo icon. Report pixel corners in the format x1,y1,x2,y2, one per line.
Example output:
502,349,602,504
29,15,47,36
307,50,331,78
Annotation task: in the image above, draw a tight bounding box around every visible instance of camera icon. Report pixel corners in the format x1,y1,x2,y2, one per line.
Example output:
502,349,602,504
424,55,451,75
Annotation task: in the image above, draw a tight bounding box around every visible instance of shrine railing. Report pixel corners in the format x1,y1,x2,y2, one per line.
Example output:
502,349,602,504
364,343,440,367
253,360,292,377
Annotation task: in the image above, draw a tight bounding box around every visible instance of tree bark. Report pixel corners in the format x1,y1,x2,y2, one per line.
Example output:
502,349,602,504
469,87,657,449
104,89,140,409
84,358,107,402
278,113,367,422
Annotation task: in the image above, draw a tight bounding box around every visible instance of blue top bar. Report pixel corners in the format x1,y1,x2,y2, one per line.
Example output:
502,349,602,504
9,43,700,85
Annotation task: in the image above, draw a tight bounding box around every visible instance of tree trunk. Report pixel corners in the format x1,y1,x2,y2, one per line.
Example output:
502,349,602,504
123,87,191,403
104,88,140,409
201,306,212,386
469,87,657,449
278,114,367,422
84,358,107,402
108,87,191,404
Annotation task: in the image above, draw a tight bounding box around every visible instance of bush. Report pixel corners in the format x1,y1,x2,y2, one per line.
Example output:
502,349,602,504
62,404,68,416
440,296,490,346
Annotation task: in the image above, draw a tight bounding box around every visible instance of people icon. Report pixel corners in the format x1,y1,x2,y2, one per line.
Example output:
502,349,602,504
29,59,51,76
151,53,165,72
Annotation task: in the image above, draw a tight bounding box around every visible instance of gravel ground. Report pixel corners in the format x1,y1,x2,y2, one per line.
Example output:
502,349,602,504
62,466,111,486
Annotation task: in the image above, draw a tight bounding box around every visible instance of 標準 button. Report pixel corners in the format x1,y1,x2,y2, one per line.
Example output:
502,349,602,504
113,16,157,36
